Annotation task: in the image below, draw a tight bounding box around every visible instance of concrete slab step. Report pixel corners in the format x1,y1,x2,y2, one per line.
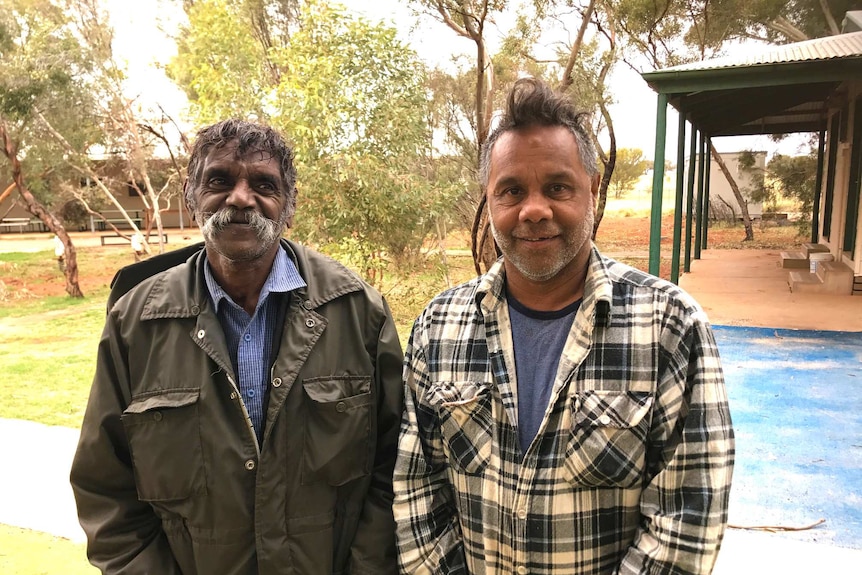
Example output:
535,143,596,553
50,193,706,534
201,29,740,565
789,262,854,294
802,242,829,257
815,261,854,293
780,250,808,269
788,270,821,293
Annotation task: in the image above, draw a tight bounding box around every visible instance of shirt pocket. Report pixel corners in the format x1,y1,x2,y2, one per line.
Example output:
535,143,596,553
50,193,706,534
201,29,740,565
301,375,372,486
121,389,207,501
429,381,493,476
564,390,653,489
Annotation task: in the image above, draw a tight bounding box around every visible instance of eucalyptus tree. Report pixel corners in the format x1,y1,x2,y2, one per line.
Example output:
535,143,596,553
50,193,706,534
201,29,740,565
609,148,650,198
414,0,623,271
72,0,187,254
0,0,102,297
609,0,854,69
171,0,457,283
2,0,188,301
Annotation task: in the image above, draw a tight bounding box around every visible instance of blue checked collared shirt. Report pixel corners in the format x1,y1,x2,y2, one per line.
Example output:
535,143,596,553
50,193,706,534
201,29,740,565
204,246,306,441
393,247,735,575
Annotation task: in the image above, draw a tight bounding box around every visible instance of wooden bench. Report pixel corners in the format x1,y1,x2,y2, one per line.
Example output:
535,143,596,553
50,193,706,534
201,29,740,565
96,218,143,232
0,218,31,232
101,233,168,246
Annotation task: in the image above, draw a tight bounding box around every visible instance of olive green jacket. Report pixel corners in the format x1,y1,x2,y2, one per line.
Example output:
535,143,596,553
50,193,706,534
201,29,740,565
70,240,404,574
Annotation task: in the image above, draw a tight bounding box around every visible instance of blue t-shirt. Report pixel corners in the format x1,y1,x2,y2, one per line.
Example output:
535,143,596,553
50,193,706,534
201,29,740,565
508,294,581,458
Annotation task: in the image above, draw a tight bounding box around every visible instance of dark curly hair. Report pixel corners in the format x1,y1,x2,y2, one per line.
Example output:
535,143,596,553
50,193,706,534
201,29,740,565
185,119,298,218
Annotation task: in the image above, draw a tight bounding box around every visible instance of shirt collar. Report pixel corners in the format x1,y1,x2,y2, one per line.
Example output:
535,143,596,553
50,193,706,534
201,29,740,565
476,244,612,324
204,244,307,313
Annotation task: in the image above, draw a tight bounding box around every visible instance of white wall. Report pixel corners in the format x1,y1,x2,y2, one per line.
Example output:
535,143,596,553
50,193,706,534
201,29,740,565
708,151,766,219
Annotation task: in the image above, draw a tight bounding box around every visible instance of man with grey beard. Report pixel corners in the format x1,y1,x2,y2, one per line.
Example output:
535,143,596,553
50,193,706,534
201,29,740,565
71,119,403,575
394,78,734,575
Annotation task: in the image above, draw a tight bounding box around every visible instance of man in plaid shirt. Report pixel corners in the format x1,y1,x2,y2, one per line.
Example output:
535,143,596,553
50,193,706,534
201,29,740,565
393,77,734,575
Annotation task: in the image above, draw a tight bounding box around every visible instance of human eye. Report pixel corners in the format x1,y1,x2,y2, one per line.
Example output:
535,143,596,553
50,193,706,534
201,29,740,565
256,179,279,194
548,183,574,198
494,185,522,198
204,172,230,188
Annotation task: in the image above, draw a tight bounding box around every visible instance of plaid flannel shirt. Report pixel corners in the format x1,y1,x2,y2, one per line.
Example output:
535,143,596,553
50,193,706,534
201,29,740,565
394,247,734,575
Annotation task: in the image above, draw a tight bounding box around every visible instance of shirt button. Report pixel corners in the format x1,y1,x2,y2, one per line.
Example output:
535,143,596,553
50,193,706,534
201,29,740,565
152,412,163,422
305,318,316,328
517,507,527,519
197,329,205,339
244,459,256,471
517,566,528,575
272,377,282,388
247,389,256,398
243,333,252,342
335,401,347,413
599,414,612,425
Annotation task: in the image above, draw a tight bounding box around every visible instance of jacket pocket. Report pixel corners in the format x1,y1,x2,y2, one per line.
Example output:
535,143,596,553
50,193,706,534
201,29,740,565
564,390,653,488
301,376,372,486
430,381,493,476
121,389,207,501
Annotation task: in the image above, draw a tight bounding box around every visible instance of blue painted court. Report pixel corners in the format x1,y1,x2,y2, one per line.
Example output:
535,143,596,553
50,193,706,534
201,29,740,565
714,325,862,549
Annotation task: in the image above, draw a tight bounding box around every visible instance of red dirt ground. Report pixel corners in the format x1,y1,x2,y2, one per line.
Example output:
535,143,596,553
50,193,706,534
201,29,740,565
0,215,803,301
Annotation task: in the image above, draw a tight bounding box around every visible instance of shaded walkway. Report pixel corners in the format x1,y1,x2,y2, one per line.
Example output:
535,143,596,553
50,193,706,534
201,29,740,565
679,249,862,332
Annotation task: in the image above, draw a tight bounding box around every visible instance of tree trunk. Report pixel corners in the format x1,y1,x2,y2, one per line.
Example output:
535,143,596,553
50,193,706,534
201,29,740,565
471,197,500,274
469,37,499,274
709,144,754,241
429,1,499,273
34,109,146,239
594,106,616,238
1,123,84,297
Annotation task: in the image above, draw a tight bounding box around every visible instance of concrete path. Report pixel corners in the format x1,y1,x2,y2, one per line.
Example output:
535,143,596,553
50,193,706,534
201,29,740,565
0,418,85,542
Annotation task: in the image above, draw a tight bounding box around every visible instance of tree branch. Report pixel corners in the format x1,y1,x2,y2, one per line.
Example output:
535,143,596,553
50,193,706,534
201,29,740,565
559,0,597,91
768,16,809,43
433,1,472,39
818,0,840,36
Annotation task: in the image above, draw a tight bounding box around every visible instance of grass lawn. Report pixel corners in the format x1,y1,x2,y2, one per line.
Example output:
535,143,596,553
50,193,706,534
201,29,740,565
0,525,95,574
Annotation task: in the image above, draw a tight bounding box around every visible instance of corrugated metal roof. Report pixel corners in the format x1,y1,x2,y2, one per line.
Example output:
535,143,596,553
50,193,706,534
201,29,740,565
659,31,862,73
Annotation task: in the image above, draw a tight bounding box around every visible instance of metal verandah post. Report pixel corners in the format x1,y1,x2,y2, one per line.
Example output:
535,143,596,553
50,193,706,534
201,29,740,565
702,137,712,250
648,93,669,277
671,110,687,284
812,129,826,243
685,125,698,272
694,131,707,260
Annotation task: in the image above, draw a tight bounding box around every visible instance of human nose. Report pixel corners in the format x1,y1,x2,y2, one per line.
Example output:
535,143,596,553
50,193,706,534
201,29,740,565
225,180,255,209
519,191,552,223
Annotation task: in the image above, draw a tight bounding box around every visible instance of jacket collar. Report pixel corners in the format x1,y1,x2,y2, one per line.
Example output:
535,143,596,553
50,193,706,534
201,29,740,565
140,239,364,321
